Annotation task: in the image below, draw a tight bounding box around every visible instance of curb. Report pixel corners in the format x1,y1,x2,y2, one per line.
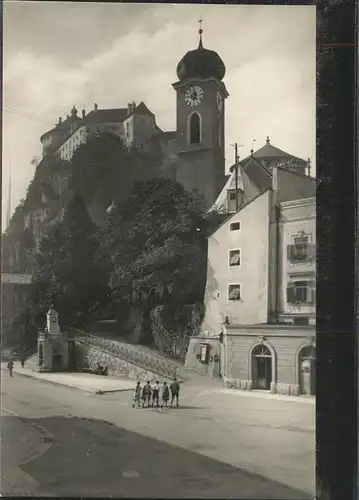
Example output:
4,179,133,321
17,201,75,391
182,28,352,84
95,388,133,395
1,367,133,395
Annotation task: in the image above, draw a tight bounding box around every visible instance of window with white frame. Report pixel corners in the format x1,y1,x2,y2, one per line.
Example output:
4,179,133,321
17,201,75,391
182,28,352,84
230,221,240,231
229,249,241,266
287,279,315,304
228,284,241,301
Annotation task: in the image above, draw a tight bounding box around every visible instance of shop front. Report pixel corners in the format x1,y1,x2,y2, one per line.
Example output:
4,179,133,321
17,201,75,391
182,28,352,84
222,324,316,396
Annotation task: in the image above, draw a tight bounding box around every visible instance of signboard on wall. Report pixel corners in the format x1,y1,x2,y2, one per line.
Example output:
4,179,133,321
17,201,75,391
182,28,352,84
200,343,209,363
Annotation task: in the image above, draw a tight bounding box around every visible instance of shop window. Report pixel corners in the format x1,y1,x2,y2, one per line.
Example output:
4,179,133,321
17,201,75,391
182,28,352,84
228,284,241,301
229,249,241,267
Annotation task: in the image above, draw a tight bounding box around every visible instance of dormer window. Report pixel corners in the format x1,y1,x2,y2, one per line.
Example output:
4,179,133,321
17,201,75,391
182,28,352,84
229,192,236,201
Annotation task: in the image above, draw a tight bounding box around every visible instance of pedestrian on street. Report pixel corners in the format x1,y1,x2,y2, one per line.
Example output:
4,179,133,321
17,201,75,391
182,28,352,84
151,380,160,407
20,355,25,368
132,381,142,408
142,381,152,408
161,381,170,408
170,377,180,407
7,360,14,377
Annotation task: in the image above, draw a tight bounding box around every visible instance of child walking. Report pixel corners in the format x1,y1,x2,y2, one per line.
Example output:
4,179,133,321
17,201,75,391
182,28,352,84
161,381,170,408
142,381,152,408
132,381,141,408
151,381,160,407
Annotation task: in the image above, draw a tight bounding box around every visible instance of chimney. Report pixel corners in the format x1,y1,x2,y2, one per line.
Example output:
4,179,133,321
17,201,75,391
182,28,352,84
82,109,86,119
94,103,98,111
58,117,62,124
132,101,136,110
127,102,133,115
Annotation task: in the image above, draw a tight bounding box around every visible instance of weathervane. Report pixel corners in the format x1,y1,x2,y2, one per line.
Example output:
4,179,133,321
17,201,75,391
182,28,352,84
198,18,203,48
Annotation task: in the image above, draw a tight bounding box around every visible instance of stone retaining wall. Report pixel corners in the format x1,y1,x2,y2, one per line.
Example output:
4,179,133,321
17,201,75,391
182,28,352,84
74,341,176,383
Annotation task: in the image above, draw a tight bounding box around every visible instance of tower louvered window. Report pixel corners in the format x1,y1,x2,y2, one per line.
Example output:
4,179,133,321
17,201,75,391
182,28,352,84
189,113,201,144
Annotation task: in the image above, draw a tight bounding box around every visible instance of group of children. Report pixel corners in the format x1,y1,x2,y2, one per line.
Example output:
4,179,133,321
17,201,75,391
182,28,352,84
132,378,180,409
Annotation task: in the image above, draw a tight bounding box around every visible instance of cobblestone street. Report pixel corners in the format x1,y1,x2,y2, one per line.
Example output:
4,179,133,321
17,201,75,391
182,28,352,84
1,373,314,497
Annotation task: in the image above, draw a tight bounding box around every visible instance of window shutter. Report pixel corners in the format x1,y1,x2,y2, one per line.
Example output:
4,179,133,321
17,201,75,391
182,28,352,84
309,286,316,305
286,284,294,303
287,245,293,260
312,243,316,260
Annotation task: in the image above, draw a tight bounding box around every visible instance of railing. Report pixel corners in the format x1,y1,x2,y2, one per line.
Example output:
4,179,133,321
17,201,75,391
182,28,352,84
71,330,179,380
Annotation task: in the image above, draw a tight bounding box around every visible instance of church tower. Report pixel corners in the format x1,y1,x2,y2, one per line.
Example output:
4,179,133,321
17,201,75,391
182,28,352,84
172,23,229,209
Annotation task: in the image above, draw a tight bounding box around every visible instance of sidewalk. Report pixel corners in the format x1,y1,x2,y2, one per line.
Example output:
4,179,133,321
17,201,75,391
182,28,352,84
214,388,316,405
1,363,134,395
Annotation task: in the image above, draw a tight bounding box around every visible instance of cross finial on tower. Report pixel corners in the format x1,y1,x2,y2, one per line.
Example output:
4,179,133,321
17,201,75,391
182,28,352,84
198,19,203,48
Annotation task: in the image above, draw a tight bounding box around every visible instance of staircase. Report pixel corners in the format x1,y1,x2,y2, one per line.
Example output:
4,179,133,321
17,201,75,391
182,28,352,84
23,353,38,371
71,331,188,381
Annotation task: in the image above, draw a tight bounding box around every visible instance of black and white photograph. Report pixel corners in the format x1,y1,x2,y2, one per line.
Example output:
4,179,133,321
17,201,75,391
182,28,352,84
1,3,316,498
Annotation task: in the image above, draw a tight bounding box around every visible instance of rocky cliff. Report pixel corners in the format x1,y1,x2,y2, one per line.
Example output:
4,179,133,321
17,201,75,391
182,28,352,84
2,133,174,274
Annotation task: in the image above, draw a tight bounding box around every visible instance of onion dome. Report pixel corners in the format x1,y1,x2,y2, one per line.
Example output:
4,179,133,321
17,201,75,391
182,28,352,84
176,24,226,81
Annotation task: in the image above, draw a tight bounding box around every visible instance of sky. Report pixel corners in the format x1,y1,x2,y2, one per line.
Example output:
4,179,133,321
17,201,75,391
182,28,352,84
3,2,316,229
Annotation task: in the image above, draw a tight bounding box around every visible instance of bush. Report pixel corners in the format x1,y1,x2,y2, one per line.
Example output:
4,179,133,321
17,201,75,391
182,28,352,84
150,303,204,360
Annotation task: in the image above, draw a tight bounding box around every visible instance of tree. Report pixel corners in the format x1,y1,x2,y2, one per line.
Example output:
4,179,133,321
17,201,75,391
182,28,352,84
21,194,111,334
102,177,223,342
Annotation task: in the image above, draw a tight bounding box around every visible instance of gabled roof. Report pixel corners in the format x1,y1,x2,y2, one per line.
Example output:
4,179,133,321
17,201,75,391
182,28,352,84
133,101,155,117
84,108,128,124
241,138,307,165
41,101,156,141
241,155,272,191
209,189,271,238
40,115,77,141
210,167,244,213
240,153,314,202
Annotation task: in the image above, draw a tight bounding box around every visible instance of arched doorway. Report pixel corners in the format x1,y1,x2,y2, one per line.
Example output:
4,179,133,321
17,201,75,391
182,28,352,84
52,351,63,371
252,344,272,390
298,345,316,395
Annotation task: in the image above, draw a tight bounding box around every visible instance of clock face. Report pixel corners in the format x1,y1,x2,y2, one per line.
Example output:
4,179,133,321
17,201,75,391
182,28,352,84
216,91,223,111
184,85,204,107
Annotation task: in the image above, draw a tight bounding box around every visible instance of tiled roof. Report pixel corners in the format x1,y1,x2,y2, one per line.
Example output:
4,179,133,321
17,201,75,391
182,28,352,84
242,156,272,191
133,101,155,117
241,141,306,165
40,115,75,141
41,101,156,141
253,143,292,159
240,155,315,202
84,108,128,124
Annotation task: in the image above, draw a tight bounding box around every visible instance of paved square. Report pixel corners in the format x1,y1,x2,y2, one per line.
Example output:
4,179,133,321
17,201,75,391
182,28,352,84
1,373,315,498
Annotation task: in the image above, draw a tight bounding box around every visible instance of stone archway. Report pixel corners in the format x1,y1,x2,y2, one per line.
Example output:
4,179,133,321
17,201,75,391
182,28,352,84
251,344,273,391
298,345,316,395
